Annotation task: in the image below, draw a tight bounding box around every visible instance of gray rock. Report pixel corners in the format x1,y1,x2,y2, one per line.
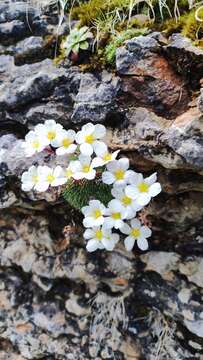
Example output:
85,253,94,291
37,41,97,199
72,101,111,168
0,59,69,111
166,108,203,170
126,34,160,54
198,88,203,112
164,33,203,88
72,71,121,123
0,1,37,24
116,34,189,118
0,20,30,45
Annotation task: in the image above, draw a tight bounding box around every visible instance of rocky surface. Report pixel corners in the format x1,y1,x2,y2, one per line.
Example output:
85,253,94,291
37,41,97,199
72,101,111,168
0,1,203,359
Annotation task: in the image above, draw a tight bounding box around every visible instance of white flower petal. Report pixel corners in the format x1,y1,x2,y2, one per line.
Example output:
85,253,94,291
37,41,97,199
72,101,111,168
81,205,89,215
149,182,162,197
118,157,129,171
102,171,115,185
125,185,139,200
141,226,152,238
86,239,100,252
130,218,141,229
54,166,64,177
92,157,105,168
106,160,118,172
114,219,125,229
82,123,95,134
83,217,94,228
84,229,95,239
84,170,96,180
94,124,106,138
102,237,115,251
111,150,120,160
137,237,149,251
94,141,107,156
128,172,143,185
51,178,67,187
35,181,49,192
137,193,151,206
72,172,84,180
124,236,135,251
75,131,84,144
145,172,157,185
78,155,91,165
80,143,93,156
108,199,123,212
25,131,36,141
103,217,114,229
22,182,34,192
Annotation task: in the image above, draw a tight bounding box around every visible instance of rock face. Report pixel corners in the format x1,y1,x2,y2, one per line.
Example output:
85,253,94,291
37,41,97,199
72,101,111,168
116,34,190,118
0,1,203,360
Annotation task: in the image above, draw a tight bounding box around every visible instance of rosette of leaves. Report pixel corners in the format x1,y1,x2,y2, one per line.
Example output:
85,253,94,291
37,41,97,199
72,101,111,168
62,26,93,56
63,178,113,211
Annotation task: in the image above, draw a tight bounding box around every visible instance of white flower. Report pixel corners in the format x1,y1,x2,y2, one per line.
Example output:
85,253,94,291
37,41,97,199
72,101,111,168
21,165,41,191
102,158,132,186
82,200,107,227
36,165,67,192
111,186,142,219
22,131,49,157
84,226,119,252
63,161,81,180
72,155,96,180
125,172,162,206
104,199,128,229
35,120,63,146
75,123,106,156
92,142,120,167
52,129,77,155
120,218,151,251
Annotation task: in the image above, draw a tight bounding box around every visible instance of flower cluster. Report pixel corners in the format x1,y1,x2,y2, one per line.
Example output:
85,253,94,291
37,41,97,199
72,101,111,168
21,120,161,253
82,158,161,252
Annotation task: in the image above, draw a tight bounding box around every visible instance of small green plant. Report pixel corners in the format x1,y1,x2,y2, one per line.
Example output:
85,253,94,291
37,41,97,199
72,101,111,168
63,179,113,210
182,8,203,41
105,27,148,65
62,26,93,56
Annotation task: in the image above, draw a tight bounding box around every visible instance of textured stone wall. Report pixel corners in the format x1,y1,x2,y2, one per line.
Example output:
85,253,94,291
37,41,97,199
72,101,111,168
0,1,203,359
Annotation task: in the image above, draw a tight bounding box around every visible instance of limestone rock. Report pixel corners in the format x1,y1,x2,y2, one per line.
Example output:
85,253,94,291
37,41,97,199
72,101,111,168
72,71,121,123
164,33,203,88
116,34,189,118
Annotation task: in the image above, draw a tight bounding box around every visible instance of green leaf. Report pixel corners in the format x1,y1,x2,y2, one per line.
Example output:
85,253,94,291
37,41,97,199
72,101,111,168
63,179,113,210
80,41,89,50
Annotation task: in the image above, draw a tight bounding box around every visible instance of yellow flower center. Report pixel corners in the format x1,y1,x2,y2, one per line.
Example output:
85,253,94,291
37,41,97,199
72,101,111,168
103,152,112,161
114,169,124,180
62,138,72,148
95,229,103,241
65,169,73,178
47,131,56,140
47,174,55,183
82,164,90,173
32,175,39,183
32,141,40,149
85,134,94,144
112,212,121,220
138,182,149,193
131,228,140,238
93,209,102,219
122,195,132,206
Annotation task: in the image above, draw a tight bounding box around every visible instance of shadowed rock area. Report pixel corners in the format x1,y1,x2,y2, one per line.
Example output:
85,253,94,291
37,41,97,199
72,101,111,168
0,1,203,359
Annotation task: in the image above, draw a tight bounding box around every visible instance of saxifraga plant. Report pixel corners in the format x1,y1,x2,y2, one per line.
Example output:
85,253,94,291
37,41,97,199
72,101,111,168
20,121,162,253
62,26,93,56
